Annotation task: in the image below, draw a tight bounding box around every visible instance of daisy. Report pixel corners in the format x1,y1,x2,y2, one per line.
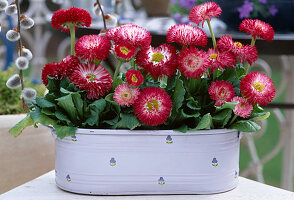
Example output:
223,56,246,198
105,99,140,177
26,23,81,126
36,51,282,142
133,87,172,126
75,35,110,61
178,46,210,79
51,7,92,32
240,72,275,106
136,44,178,79
70,63,112,100
41,62,60,85
239,19,274,42
113,83,140,106
60,55,80,76
126,69,144,87
189,2,222,26
207,48,236,72
113,42,137,62
167,24,207,46
208,80,236,106
232,96,253,118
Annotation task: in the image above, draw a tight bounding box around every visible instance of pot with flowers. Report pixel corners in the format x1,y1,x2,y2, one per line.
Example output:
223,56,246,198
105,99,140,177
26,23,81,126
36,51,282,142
9,1,275,195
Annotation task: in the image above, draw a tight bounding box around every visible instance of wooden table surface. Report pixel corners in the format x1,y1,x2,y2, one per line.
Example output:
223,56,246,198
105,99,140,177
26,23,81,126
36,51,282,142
1,170,294,200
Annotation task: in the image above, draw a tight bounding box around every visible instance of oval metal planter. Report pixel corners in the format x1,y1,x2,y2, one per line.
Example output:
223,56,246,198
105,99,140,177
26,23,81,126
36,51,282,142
53,128,241,195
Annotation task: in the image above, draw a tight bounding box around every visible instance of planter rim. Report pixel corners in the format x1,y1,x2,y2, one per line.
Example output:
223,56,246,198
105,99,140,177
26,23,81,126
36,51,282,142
65,128,238,136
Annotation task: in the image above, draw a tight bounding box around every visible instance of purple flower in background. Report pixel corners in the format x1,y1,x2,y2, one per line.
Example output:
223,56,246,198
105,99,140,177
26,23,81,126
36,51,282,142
269,5,278,16
170,0,177,4
173,13,182,22
237,0,254,19
258,0,267,4
179,0,196,10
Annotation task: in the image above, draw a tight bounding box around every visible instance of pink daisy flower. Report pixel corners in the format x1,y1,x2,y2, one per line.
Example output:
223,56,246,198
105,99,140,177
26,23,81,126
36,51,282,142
239,19,274,42
217,35,258,65
113,83,140,106
207,48,236,72
136,44,178,79
70,63,112,100
208,80,236,106
41,62,60,85
178,46,210,79
133,87,172,126
240,72,275,106
59,55,80,77
113,42,137,62
126,69,144,87
167,24,207,46
189,2,222,26
232,96,253,118
112,23,152,47
75,35,110,61
106,26,120,41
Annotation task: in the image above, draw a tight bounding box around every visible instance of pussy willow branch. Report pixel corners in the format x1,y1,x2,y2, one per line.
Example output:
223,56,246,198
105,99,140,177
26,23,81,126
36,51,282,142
96,0,107,31
15,0,27,112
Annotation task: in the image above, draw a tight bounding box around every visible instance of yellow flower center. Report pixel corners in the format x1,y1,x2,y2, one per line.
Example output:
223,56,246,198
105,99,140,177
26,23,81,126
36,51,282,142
234,42,243,48
257,24,263,30
120,47,130,55
151,52,164,62
253,82,264,92
86,73,96,81
122,92,132,101
146,99,159,111
131,74,138,83
209,53,218,60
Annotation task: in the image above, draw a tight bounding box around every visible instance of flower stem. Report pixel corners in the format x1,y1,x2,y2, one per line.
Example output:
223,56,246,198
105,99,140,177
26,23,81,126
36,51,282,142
113,61,123,84
69,24,76,55
229,115,238,126
206,19,216,49
245,37,256,74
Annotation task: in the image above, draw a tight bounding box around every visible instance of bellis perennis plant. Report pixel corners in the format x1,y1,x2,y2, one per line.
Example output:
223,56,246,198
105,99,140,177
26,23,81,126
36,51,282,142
10,2,275,139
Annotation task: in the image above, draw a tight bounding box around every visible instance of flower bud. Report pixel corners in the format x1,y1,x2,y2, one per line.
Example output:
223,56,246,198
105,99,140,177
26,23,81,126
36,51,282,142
0,0,8,11
92,3,102,16
21,87,37,100
6,28,20,42
6,74,21,89
20,15,34,29
16,56,29,70
19,47,33,60
105,14,117,26
5,3,17,15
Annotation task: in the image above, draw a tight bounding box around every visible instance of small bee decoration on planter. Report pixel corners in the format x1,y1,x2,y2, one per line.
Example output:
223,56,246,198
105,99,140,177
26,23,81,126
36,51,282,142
110,157,116,166
166,135,173,144
235,170,238,178
158,177,165,185
66,174,71,182
212,157,218,167
71,135,77,142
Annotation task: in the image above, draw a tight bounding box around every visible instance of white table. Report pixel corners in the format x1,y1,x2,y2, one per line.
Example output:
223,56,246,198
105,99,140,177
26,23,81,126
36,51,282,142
1,171,294,200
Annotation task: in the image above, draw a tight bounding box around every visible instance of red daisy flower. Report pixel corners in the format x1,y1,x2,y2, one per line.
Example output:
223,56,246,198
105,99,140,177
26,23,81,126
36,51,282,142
126,69,144,87
239,19,274,42
167,24,207,46
110,23,151,47
51,7,92,32
75,35,111,61
113,83,140,106
208,80,236,106
41,62,60,85
232,96,253,118
133,87,172,126
217,35,258,65
59,55,80,77
70,63,112,100
178,46,210,79
113,42,137,62
136,44,178,79
189,2,222,26
207,48,236,72
240,72,275,106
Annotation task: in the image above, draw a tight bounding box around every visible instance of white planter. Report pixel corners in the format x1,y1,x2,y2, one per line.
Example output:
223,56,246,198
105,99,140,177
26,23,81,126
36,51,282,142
53,129,241,195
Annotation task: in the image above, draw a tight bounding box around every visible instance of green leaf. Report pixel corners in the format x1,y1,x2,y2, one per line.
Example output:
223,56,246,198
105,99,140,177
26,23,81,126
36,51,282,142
36,97,56,108
55,110,72,125
181,109,200,118
173,79,185,110
115,113,141,130
174,124,188,133
216,101,238,112
83,99,106,126
46,76,60,92
53,124,77,139
102,116,119,126
30,107,56,126
71,93,84,119
192,113,212,130
250,112,270,121
213,109,231,121
41,108,55,116
56,94,78,123
229,120,261,132
60,77,71,89
186,97,201,110
9,114,34,137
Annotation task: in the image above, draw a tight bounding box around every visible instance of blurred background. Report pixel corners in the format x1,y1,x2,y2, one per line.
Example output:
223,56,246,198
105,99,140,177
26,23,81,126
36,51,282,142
1,0,294,194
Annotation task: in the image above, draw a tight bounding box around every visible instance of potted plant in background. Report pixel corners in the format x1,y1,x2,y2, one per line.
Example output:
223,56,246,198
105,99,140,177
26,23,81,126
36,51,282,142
8,1,275,195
